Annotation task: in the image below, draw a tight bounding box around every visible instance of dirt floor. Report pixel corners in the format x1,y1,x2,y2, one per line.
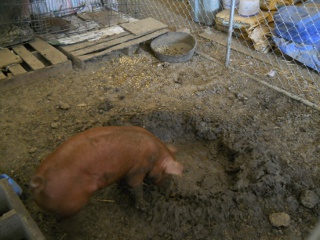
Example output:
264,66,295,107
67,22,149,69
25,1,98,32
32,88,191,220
1,40,320,240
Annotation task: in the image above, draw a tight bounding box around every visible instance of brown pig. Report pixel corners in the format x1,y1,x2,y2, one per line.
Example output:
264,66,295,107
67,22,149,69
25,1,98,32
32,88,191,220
29,126,183,218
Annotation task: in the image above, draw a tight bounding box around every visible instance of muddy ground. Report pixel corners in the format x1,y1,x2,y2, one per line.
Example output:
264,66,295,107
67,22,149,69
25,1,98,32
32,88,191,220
1,41,320,240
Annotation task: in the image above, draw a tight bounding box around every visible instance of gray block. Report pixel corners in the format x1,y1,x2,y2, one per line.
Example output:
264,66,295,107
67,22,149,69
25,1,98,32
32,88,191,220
0,179,45,240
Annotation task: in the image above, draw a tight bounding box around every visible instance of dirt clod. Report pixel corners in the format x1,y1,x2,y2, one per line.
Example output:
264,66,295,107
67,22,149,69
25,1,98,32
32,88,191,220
269,212,291,227
300,190,320,209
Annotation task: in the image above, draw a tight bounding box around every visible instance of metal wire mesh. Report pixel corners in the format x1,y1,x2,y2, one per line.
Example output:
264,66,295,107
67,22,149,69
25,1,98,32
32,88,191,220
28,0,143,34
126,0,320,109
0,0,33,47
1,0,318,108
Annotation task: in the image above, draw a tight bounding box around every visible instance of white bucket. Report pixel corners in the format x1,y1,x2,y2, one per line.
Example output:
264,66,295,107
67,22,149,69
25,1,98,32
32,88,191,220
238,0,260,17
222,0,240,9
190,0,221,25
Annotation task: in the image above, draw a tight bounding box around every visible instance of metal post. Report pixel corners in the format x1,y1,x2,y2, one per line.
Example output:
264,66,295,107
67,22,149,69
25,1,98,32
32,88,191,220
225,0,236,67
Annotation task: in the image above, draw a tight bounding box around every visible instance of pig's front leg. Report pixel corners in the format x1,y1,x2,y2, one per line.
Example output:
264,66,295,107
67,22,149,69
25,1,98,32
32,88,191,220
127,173,149,211
131,185,149,211
157,176,172,200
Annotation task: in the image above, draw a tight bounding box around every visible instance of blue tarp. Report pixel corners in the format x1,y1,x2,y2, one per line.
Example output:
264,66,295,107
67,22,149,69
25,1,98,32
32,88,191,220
274,6,320,47
273,5,320,72
273,36,320,72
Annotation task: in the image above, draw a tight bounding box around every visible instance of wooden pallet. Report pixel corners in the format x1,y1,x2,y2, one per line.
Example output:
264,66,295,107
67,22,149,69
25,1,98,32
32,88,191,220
59,18,169,69
0,37,71,90
0,37,68,78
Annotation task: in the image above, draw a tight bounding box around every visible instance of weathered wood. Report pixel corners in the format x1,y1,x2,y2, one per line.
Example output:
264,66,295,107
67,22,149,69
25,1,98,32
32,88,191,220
0,61,72,91
215,10,269,34
72,33,141,57
78,11,130,27
120,18,168,36
8,64,27,76
29,38,68,65
0,48,22,68
0,71,7,79
260,0,300,10
12,45,46,70
59,48,86,70
57,26,126,46
79,29,168,61
60,31,130,53
76,12,92,21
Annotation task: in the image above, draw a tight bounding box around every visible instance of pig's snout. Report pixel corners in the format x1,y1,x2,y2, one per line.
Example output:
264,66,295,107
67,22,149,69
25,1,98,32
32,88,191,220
29,175,45,194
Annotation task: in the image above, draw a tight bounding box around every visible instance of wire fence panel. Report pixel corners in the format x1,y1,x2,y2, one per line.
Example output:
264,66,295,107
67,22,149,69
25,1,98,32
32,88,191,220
2,0,318,108
122,0,320,109
0,0,34,47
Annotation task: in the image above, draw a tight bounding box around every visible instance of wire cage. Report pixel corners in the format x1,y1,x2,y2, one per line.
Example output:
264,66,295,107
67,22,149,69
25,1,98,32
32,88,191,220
0,0,34,47
103,0,143,19
28,0,144,35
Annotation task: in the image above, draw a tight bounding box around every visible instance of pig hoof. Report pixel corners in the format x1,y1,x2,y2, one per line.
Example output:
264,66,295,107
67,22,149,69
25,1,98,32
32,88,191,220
165,190,172,200
135,201,149,211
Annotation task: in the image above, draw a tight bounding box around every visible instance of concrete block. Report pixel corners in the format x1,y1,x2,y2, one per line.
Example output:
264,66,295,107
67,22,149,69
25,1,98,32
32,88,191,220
0,179,45,240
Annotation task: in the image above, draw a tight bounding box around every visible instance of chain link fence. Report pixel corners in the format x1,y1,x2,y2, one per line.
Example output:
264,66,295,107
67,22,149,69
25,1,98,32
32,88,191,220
37,0,320,109
2,0,319,109
134,0,320,110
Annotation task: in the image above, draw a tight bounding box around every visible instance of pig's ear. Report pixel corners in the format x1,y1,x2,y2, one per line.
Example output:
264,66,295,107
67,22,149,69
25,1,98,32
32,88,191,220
29,175,45,193
163,158,183,176
166,144,177,154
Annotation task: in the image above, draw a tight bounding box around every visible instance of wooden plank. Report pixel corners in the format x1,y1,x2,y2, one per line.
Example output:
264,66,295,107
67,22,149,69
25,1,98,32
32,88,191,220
120,18,168,36
57,25,126,46
78,11,130,27
0,71,7,79
0,48,22,68
64,51,86,70
1,61,72,91
72,34,141,57
8,64,27,76
29,38,68,65
60,31,130,53
216,10,269,32
12,45,46,71
79,29,169,61
77,12,93,21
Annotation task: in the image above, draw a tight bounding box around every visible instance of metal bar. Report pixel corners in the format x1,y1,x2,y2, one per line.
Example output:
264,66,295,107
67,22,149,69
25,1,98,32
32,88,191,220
225,0,236,67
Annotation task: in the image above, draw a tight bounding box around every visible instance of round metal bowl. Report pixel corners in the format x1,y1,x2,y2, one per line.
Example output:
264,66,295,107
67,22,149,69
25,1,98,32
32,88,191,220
150,32,197,63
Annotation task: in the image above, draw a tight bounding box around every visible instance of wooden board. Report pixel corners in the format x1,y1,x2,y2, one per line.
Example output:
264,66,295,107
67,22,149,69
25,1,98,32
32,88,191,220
60,31,130,53
79,29,169,61
57,25,126,46
0,48,22,68
12,45,46,70
260,0,301,10
0,39,70,80
267,10,277,23
72,34,142,57
1,61,72,91
216,10,270,30
120,18,168,36
29,38,68,65
8,64,27,76
78,11,131,27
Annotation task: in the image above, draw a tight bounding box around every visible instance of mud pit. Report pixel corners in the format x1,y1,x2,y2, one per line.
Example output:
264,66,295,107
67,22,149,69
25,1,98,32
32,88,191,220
1,43,320,240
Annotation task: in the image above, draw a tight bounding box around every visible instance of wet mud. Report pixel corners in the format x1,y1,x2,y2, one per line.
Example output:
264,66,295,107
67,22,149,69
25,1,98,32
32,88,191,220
0,50,319,240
